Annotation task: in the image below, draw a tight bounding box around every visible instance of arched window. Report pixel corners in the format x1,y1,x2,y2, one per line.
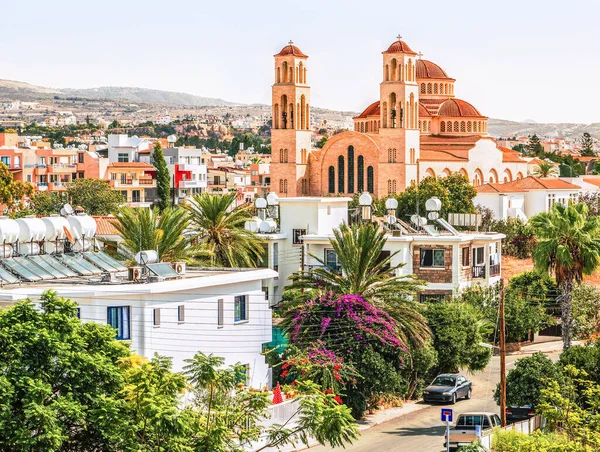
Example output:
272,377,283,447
453,121,459,132
282,62,288,83
348,146,355,193
300,95,306,129
407,59,413,81
299,62,304,83
304,67,307,83
388,179,392,194
391,58,397,81
418,120,422,130
421,83,426,94
367,166,374,193
427,121,431,132
284,179,288,193
441,121,446,132
467,121,472,132
338,155,345,193
301,178,308,194
276,67,281,83
385,64,390,81
434,83,438,94
357,156,364,192
427,83,432,94
393,180,397,193
274,104,279,129
460,122,466,132
328,166,335,193
295,66,299,83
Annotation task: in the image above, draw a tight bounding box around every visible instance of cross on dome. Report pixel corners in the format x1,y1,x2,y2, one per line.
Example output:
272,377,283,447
396,34,402,41
418,51,424,59
288,40,294,45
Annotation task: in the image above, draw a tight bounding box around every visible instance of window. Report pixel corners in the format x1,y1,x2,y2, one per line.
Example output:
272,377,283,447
473,247,485,266
419,293,448,303
324,248,339,271
234,295,247,322
76,307,81,319
328,166,335,193
117,153,129,162
178,305,185,323
347,146,354,193
78,153,85,163
217,298,224,327
0,156,9,167
357,156,364,192
107,306,131,340
273,242,279,271
420,249,445,268
293,229,306,245
367,166,374,193
153,308,161,327
338,155,345,193
547,194,556,210
462,247,470,267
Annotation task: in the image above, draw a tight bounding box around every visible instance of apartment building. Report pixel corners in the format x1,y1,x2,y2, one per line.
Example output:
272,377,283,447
162,146,208,203
107,162,157,207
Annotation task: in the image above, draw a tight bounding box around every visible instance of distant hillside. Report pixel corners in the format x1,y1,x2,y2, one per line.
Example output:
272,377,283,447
0,79,236,106
487,118,600,139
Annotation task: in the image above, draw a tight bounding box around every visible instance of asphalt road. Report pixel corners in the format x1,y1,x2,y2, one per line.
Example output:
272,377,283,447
310,350,561,452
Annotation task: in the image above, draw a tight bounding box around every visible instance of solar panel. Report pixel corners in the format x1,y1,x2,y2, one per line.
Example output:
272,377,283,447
37,255,78,278
0,265,19,284
94,251,127,272
147,263,180,279
436,218,460,236
422,225,441,236
25,256,68,279
57,254,103,275
12,257,56,279
83,252,121,272
1,259,42,282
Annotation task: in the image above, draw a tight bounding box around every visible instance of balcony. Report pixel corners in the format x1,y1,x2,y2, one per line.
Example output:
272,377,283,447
180,179,206,188
490,263,501,277
179,163,206,172
304,264,342,274
48,163,77,173
472,265,486,279
112,178,156,188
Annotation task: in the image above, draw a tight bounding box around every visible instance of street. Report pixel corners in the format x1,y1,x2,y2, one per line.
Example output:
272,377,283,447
310,349,561,452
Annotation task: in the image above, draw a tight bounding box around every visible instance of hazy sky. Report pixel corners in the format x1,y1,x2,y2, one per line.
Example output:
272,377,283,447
3,0,599,123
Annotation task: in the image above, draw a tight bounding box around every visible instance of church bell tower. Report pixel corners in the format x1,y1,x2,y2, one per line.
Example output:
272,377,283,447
270,41,312,197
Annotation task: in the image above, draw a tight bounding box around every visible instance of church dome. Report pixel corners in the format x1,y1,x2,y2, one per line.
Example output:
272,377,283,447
355,101,380,119
416,59,452,80
275,42,308,58
383,39,416,55
438,98,483,117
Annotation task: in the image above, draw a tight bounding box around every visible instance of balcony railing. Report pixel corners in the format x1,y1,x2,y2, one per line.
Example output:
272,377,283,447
304,264,342,274
490,263,501,277
139,178,154,185
472,265,486,279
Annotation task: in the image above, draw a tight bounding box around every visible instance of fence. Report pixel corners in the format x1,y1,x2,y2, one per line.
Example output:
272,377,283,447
478,415,545,450
248,399,301,451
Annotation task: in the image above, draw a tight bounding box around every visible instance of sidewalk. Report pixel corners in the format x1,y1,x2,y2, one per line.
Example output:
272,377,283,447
508,338,578,355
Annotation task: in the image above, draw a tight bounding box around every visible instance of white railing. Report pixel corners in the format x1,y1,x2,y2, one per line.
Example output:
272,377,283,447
479,415,545,450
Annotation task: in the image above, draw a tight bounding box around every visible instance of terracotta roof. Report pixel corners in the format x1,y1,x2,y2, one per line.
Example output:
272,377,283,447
108,162,154,169
419,103,431,117
438,98,484,118
354,101,380,119
583,177,600,188
416,59,453,80
498,147,527,163
383,40,417,55
420,135,484,145
93,216,119,236
419,150,468,162
275,44,308,58
476,176,581,193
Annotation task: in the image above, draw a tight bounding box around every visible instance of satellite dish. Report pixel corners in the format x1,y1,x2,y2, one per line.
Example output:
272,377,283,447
425,197,442,212
63,204,74,215
385,198,398,210
255,198,268,209
266,192,279,206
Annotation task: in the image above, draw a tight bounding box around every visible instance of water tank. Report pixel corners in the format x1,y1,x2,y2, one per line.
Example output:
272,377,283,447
135,250,159,265
259,218,277,233
67,214,97,239
0,244,13,258
425,197,442,212
244,220,259,233
16,218,46,242
43,242,59,254
42,216,70,241
20,243,40,256
0,218,20,243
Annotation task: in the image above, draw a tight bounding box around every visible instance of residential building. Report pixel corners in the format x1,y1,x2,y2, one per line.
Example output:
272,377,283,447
163,146,208,202
107,162,157,207
107,134,150,163
33,147,78,192
250,163,271,197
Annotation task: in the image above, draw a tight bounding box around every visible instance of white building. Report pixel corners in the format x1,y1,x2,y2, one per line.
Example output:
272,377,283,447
107,134,150,163
163,146,209,202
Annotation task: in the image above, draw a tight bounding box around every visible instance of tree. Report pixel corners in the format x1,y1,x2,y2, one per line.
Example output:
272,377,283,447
558,156,586,177
0,291,132,450
530,203,600,350
185,192,265,267
316,136,328,148
580,132,595,157
424,301,492,373
183,351,359,450
112,206,198,262
494,352,561,407
0,162,34,213
512,144,526,154
526,134,545,157
29,191,67,216
558,341,600,383
66,178,125,215
488,218,537,258
289,222,429,347
532,161,559,178
571,284,600,340
152,141,171,211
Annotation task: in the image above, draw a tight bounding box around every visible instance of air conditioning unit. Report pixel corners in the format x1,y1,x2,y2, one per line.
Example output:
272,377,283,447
128,266,143,281
391,230,403,237
172,261,186,275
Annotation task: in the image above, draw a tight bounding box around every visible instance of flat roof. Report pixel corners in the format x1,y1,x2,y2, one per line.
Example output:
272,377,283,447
278,197,353,204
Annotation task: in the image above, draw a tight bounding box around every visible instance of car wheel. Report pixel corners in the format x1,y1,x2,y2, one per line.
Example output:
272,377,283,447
451,393,457,404
466,388,472,400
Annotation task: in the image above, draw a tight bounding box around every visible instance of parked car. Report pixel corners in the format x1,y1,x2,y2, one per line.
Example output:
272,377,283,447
422,374,472,404
506,405,535,424
444,412,501,452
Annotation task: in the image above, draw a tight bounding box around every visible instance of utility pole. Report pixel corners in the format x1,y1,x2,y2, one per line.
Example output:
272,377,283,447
499,278,507,427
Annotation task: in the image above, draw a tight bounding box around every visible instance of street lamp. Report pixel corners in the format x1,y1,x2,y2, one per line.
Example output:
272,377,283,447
359,192,373,222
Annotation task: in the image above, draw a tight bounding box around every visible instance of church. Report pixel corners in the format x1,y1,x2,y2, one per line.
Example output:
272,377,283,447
269,37,530,198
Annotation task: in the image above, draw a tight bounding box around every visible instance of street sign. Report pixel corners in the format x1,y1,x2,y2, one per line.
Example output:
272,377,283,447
475,425,482,437
441,408,453,423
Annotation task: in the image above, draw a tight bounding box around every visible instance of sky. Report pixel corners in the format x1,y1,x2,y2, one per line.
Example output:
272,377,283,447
3,0,599,124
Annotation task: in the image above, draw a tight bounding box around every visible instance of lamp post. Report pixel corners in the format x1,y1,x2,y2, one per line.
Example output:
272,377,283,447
359,192,373,222
266,192,279,219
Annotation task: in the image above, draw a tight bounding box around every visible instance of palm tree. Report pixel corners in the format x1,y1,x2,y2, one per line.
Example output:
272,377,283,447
532,161,559,178
112,206,195,262
530,203,600,350
289,222,430,347
186,192,265,268
249,156,264,164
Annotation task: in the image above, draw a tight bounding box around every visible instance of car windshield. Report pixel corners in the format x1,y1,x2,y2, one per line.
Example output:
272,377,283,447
431,376,456,386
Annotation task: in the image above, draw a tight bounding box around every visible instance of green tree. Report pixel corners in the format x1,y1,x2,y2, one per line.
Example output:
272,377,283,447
112,206,199,263
289,222,429,347
66,178,125,215
0,291,132,450
571,284,600,340
559,156,586,177
316,136,328,148
494,352,561,407
152,141,171,211
424,301,492,373
29,191,67,216
581,132,595,157
185,192,265,267
526,134,545,157
532,161,559,178
530,203,600,350
512,143,526,154
558,341,600,382
0,162,34,214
